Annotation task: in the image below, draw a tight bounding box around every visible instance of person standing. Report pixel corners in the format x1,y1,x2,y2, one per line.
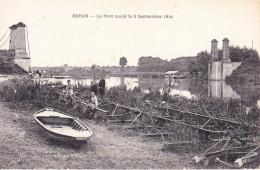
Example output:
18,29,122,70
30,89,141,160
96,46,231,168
84,92,98,120
89,91,98,109
66,80,73,95
65,79,74,104
90,80,98,95
98,75,106,98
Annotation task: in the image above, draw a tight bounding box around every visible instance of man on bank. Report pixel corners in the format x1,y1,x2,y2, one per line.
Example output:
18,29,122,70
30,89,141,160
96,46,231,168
98,75,106,98
90,80,98,95
84,91,98,119
65,79,74,104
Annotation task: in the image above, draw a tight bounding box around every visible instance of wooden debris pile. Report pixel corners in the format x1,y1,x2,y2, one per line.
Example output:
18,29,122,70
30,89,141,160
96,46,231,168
96,99,260,168
0,80,259,168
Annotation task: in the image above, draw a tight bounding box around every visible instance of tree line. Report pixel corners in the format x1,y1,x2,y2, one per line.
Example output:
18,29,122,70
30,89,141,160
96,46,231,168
137,56,196,72
189,46,259,79
31,45,259,82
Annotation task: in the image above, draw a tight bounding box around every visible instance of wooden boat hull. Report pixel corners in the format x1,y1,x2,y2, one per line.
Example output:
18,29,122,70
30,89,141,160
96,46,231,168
33,108,92,142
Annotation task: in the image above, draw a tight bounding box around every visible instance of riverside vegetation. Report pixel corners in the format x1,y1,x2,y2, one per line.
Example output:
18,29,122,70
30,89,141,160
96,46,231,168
0,77,259,168
0,77,259,139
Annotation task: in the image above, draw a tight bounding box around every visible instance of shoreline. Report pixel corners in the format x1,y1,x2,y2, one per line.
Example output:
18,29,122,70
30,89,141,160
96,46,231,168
0,77,259,168
0,102,194,169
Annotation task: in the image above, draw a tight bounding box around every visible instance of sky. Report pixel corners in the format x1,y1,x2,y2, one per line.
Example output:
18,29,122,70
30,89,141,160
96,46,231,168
0,0,259,67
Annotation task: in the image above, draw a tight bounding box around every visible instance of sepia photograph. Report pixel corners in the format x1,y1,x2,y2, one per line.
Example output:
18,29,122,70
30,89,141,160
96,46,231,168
0,0,259,169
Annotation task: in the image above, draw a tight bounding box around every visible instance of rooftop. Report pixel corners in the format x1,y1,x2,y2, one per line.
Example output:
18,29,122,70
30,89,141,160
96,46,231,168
9,22,26,29
165,71,179,74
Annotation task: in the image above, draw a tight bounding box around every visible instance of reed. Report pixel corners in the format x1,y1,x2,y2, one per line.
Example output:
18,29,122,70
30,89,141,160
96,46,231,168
0,78,259,150
0,77,258,124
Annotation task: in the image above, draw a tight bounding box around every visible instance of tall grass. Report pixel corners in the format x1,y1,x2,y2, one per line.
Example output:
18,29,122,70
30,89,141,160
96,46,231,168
0,77,58,109
0,77,259,154
0,77,259,123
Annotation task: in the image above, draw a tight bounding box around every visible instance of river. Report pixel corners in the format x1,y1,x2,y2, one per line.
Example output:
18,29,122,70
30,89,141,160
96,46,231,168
0,75,259,104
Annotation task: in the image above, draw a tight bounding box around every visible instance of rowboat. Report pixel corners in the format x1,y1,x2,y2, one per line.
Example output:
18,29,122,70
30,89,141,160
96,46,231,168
33,108,92,142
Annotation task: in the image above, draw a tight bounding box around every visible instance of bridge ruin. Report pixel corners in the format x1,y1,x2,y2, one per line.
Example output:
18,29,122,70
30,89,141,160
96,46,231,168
0,22,31,73
208,38,241,81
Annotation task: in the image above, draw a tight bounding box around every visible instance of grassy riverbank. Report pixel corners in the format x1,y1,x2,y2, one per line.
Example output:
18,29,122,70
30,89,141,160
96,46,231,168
0,77,259,130
0,102,197,169
0,77,259,168
1,77,259,117
0,78,197,169
0,78,259,135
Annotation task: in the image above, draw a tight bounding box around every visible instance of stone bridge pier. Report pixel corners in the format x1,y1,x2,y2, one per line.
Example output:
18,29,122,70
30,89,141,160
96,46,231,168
9,22,31,73
208,38,241,81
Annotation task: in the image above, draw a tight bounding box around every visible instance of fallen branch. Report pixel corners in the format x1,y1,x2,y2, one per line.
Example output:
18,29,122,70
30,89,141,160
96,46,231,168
107,100,227,134
107,119,134,123
156,105,259,129
141,133,169,137
235,145,260,167
123,125,164,129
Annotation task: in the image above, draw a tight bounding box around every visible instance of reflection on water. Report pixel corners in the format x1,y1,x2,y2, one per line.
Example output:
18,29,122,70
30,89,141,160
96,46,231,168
0,75,18,82
0,75,258,103
31,77,242,100
35,77,198,99
120,76,124,87
0,77,8,82
168,89,196,99
208,81,240,99
33,77,140,90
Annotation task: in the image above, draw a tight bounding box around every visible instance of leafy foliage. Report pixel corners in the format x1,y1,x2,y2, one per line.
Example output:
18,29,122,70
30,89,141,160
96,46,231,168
137,56,196,72
0,50,27,74
189,50,210,77
229,46,259,64
226,46,260,84
119,57,127,66
189,46,260,80
0,77,259,154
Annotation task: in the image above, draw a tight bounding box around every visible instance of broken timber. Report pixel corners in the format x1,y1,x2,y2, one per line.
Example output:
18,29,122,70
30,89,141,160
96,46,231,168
107,119,134,123
141,133,170,137
106,101,227,134
154,104,260,129
192,134,259,168
123,125,164,129
98,100,260,168
234,144,260,167
74,98,108,113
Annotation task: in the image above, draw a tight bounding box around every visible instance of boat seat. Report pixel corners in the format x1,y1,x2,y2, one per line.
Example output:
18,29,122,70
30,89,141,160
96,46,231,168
70,121,76,127
72,122,78,129
70,121,83,131
76,125,81,130
72,124,77,129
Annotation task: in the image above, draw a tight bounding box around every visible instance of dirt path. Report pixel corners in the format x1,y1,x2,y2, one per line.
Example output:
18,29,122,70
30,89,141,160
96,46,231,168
0,103,194,169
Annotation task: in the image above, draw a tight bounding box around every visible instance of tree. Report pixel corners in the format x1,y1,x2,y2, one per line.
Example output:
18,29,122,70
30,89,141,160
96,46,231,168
188,50,210,78
91,64,96,71
197,50,211,76
226,46,259,84
119,57,127,71
189,61,200,77
137,56,168,72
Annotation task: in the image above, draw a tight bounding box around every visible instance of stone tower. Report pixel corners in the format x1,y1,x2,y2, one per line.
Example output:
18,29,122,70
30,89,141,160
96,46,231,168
222,38,231,62
211,39,218,61
209,38,241,81
9,22,30,72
